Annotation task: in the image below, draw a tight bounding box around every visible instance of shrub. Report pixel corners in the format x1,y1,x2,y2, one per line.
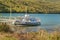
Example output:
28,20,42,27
0,23,10,32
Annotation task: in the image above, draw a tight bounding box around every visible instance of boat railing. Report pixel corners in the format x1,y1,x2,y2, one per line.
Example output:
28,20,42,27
0,16,23,22
0,16,14,22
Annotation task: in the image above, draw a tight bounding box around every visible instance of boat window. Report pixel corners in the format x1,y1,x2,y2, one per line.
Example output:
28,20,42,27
29,18,36,21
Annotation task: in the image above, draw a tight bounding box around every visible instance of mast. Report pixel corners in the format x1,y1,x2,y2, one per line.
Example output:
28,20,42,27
26,6,27,14
25,6,29,17
25,6,27,15
9,0,12,19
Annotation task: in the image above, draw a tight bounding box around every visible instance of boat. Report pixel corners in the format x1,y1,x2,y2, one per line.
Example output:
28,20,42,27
12,6,41,26
12,14,41,26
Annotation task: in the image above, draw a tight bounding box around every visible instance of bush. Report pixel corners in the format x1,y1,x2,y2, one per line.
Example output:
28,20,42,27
0,23,10,32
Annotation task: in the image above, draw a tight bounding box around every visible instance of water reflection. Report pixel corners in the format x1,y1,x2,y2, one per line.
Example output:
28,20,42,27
12,25,42,33
22,26,41,32
12,24,60,33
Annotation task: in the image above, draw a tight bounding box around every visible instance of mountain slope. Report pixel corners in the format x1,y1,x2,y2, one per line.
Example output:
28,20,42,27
0,0,60,13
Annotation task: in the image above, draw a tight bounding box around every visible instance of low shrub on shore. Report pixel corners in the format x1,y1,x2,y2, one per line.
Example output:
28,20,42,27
0,23,9,32
0,23,12,33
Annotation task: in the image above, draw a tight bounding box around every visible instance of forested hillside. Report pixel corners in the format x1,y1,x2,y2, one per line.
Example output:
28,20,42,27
0,0,60,13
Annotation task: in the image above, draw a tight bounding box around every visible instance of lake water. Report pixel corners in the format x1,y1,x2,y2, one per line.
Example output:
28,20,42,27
0,13,60,32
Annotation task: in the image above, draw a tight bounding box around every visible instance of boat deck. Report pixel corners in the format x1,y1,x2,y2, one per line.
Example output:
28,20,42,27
0,16,22,23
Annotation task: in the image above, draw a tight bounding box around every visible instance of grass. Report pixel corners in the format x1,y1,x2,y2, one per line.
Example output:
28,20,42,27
0,36,17,40
0,32,17,40
14,30,60,40
0,23,60,40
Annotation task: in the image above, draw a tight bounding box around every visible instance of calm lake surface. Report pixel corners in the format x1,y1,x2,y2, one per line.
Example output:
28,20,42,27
1,13,60,32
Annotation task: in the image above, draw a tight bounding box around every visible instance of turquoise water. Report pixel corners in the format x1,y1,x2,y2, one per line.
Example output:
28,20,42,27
1,13,60,32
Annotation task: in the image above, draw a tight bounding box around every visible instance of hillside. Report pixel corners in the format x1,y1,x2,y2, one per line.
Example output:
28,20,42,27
0,0,60,13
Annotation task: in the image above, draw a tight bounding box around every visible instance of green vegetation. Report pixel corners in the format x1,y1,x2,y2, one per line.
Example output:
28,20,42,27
0,0,60,13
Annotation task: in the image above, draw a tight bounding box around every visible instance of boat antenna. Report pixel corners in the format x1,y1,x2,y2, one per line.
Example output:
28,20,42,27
25,6,27,17
26,6,27,15
25,6,29,17
9,0,12,19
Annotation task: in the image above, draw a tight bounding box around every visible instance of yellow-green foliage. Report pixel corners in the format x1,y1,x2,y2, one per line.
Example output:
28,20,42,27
0,0,60,13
